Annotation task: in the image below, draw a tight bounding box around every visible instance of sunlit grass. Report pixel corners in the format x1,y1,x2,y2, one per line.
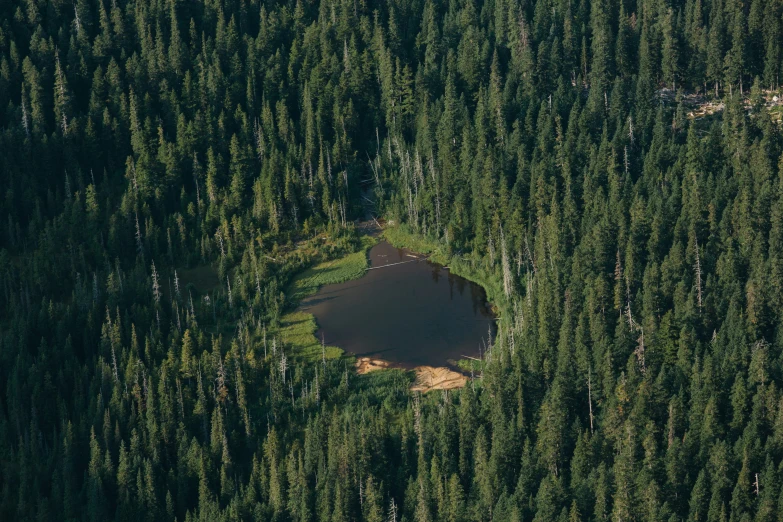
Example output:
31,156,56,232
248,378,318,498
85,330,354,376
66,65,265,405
277,310,344,362
288,235,375,302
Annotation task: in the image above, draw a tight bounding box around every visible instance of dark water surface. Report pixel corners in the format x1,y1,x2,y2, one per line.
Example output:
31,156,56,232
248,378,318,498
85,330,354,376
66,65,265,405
299,241,496,368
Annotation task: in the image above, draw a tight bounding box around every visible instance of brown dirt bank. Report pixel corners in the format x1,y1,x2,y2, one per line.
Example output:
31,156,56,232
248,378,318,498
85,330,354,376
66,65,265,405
355,357,469,392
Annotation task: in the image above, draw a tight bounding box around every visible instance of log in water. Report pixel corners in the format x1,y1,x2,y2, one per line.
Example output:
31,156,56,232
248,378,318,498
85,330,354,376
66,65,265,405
298,241,496,368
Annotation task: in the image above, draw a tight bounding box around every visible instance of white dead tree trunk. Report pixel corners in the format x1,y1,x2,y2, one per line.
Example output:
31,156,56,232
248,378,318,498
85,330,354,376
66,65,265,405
625,302,646,374
73,5,82,34
387,499,398,522
216,228,225,259
279,352,287,384
151,261,161,304
624,146,630,175
21,95,30,138
189,291,197,326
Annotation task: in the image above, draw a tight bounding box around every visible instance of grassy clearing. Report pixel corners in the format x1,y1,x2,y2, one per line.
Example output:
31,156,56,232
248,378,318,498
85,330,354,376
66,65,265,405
278,236,376,362
277,311,345,363
287,235,375,302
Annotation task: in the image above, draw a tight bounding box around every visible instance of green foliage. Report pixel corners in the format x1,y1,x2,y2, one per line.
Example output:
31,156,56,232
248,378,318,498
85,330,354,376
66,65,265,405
288,236,375,302
276,311,343,362
2,0,783,520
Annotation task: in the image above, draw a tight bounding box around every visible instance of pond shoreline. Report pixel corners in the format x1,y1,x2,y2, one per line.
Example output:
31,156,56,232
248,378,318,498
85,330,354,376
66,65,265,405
291,227,497,392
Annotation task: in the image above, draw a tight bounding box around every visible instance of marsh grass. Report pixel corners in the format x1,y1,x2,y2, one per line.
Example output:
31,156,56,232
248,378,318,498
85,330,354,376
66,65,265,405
277,311,345,362
288,236,375,302
277,236,376,362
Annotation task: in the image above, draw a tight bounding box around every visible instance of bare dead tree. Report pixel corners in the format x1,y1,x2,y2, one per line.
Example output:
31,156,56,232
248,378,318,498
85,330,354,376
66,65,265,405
387,498,398,522
624,146,630,175
151,261,161,304
314,368,320,405
21,94,30,138
625,299,646,374
188,290,197,326
279,350,287,384
216,228,225,259
73,4,82,34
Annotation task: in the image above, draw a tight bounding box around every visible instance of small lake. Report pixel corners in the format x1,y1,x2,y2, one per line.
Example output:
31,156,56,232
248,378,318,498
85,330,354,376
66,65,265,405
299,241,496,368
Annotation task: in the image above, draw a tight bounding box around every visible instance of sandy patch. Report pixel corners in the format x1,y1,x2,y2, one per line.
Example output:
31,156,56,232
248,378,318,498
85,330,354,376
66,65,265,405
355,357,393,373
356,357,468,392
410,366,469,392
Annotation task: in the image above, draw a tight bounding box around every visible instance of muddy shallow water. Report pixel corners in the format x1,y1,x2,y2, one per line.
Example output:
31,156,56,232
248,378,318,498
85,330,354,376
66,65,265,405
298,241,496,368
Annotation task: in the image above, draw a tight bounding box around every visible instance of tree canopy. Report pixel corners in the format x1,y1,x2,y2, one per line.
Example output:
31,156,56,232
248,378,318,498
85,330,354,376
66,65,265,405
2,0,783,520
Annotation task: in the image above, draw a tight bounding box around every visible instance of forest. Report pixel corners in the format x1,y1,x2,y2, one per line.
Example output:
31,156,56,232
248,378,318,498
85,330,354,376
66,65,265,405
2,0,783,520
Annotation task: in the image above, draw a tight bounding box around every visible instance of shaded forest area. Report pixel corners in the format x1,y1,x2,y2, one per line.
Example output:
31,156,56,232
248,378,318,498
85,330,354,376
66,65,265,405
2,0,783,520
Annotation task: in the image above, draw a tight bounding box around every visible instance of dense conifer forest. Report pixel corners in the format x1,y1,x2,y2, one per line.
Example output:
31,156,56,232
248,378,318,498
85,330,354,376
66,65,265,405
2,0,783,520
